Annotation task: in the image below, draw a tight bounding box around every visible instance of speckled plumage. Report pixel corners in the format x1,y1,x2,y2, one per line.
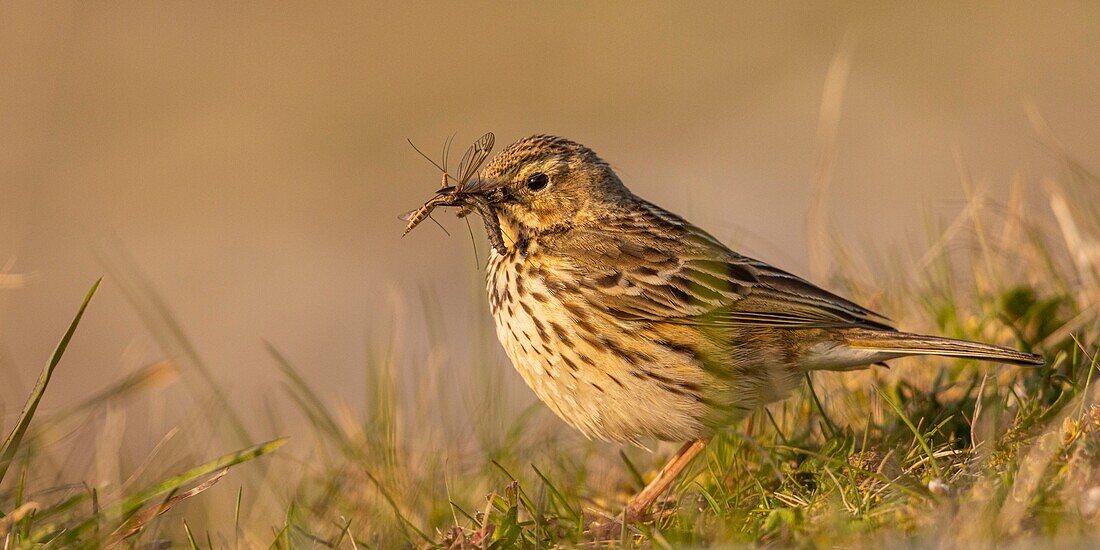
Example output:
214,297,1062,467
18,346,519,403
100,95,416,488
410,134,1044,446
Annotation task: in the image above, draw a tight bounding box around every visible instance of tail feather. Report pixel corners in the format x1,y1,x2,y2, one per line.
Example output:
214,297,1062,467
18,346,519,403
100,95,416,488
845,331,1044,367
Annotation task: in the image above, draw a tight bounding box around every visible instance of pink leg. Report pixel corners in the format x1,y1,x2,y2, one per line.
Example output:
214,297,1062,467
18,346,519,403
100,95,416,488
624,438,709,521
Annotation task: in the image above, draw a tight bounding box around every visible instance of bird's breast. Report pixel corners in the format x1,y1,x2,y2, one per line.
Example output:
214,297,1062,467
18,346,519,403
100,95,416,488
486,248,592,431
484,246,714,443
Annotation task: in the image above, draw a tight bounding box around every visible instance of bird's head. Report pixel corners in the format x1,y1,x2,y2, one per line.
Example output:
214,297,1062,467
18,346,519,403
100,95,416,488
402,134,631,254
470,135,630,241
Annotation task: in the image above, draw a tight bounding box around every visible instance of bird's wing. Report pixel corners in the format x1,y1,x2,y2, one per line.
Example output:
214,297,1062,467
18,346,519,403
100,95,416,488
547,203,893,331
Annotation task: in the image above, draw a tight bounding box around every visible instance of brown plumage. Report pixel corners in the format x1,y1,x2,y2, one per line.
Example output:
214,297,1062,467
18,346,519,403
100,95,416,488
404,133,1044,524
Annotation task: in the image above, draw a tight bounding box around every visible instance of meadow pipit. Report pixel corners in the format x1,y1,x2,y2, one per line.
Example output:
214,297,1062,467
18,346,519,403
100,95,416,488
402,133,1043,525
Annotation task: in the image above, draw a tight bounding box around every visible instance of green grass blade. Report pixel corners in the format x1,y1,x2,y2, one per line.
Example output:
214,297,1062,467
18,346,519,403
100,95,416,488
531,464,578,523
234,486,243,550
0,278,101,486
110,470,229,544
488,461,540,522
363,469,432,544
114,438,287,519
183,520,200,549
804,373,839,437
66,437,286,540
874,386,943,478
620,450,646,489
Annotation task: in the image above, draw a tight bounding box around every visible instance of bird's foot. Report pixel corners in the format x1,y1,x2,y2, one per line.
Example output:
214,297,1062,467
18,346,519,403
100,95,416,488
582,502,677,541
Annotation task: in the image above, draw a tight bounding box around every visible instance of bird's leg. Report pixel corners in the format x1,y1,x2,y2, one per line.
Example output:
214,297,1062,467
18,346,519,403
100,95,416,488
624,438,709,522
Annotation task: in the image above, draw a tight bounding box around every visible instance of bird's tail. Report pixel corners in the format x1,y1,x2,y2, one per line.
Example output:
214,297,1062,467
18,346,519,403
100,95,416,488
844,330,1044,367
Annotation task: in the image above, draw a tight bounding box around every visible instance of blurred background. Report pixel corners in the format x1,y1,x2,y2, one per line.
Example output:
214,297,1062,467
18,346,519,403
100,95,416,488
1,1,1099,492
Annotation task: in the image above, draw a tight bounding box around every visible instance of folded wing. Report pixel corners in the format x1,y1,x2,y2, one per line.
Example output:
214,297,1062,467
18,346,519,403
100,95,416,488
549,202,894,332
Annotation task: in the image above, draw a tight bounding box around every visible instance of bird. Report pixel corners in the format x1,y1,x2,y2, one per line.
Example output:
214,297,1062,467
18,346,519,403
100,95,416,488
403,133,1044,526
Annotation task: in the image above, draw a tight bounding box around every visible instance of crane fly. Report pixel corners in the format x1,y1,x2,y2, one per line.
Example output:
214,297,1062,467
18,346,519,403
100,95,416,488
399,132,508,254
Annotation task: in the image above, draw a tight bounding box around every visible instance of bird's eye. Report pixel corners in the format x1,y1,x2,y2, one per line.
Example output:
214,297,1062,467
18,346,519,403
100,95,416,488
526,173,549,192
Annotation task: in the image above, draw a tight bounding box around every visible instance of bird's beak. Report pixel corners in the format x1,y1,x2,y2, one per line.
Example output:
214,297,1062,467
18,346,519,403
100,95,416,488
401,175,509,254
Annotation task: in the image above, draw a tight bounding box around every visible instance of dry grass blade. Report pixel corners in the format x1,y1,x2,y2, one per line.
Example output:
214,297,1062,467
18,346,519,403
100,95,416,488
0,278,101,486
806,36,854,279
0,273,34,289
108,469,229,545
267,342,354,454
98,243,253,446
20,361,179,457
112,438,287,518
57,437,287,545
0,502,40,537
0,257,35,289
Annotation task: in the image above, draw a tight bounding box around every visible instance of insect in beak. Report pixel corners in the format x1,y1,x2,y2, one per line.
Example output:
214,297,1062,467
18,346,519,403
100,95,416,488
399,133,509,255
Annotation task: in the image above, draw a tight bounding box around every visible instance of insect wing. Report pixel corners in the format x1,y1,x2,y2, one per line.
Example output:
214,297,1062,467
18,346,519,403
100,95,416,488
456,132,495,189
